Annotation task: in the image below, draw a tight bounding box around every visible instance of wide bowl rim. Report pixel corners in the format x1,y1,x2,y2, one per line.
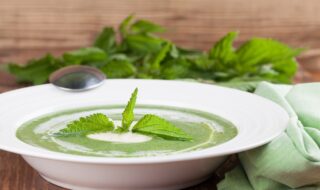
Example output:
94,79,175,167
0,79,289,164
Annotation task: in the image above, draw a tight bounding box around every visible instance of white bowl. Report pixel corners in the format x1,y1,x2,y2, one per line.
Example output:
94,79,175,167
0,79,289,190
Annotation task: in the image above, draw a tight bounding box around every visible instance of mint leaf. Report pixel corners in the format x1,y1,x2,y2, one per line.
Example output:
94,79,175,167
160,58,191,79
192,54,214,71
236,38,302,66
124,35,164,54
149,41,172,72
232,38,303,83
132,114,192,141
55,113,114,137
131,20,165,34
94,27,116,54
8,54,62,84
120,15,164,37
122,88,138,131
169,45,179,58
102,60,136,78
6,15,303,91
268,59,298,83
209,31,237,63
63,47,107,65
119,14,134,37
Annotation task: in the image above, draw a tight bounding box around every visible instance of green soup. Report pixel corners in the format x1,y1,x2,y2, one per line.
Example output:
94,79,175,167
16,105,237,157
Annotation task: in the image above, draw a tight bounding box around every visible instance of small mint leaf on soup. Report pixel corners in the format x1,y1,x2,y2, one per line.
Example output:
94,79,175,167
132,114,192,141
55,113,114,137
122,88,138,131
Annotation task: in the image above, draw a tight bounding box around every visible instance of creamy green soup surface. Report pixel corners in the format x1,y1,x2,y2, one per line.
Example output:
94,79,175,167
16,105,237,157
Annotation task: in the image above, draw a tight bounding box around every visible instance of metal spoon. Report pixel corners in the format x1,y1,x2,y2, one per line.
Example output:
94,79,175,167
49,65,106,91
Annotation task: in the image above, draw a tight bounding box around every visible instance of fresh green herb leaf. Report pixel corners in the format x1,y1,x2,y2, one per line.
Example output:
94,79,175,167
6,15,303,92
122,88,138,131
209,31,237,63
132,114,192,141
169,45,179,58
8,54,62,84
230,38,303,83
63,47,107,65
131,19,165,34
267,59,298,83
119,14,134,37
124,35,164,54
102,59,136,78
177,47,202,57
192,54,214,71
236,38,303,66
160,58,191,79
94,27,117,54
149,41,172,73
55,113,114,137
54,88,192,141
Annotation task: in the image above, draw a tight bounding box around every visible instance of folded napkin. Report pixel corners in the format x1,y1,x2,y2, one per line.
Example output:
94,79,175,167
218,82,320,190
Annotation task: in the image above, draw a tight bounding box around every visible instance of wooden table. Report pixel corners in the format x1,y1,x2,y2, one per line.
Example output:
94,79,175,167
1,0,320,189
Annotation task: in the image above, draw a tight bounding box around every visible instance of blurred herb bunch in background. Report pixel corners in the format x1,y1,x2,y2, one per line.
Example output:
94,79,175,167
6,15,302,91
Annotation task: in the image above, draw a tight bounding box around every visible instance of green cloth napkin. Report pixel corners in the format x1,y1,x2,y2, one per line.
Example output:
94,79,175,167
218,82,320,190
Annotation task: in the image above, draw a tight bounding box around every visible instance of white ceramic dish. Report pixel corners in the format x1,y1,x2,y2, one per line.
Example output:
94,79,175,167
0,79,289,190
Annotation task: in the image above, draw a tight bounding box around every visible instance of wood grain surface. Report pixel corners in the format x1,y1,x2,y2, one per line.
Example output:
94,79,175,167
1,0,320,189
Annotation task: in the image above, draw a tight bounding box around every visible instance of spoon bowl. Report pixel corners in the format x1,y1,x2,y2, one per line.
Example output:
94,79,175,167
49,65,106,91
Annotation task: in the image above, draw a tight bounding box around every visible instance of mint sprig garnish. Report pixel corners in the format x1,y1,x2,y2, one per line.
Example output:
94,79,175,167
55,88,192,141
132,114,192,141
122,88,138,131
55,113,114,136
